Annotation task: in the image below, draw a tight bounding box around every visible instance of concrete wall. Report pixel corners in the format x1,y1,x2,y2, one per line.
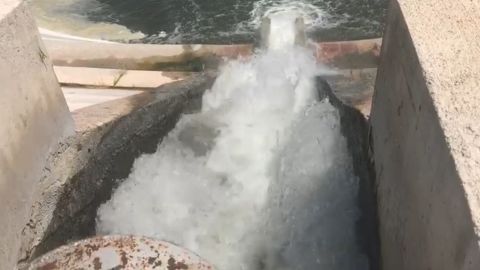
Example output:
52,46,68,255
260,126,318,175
371,0,480,269
0,1,74,268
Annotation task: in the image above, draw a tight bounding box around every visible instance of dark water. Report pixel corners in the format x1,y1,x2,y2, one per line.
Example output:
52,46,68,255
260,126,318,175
85,0,388,44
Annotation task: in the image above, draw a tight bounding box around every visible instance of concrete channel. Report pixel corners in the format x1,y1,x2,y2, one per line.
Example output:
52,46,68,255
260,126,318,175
0,0,479,269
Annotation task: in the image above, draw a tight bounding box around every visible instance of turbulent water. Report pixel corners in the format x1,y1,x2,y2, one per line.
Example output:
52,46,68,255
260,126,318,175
29,0,387,43
96,11,368,270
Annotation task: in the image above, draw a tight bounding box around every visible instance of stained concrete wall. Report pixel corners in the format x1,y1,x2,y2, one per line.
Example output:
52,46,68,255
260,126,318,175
371,0,480,269
0,1,74,268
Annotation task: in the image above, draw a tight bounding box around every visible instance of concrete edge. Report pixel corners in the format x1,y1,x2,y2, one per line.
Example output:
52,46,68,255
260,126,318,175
54,66,193,88
317,77,380,270
44,38,382,70
61,87,144,112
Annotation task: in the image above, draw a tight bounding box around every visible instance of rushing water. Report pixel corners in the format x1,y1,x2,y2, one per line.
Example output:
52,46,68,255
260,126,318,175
96,11,368,270
29,0,387,43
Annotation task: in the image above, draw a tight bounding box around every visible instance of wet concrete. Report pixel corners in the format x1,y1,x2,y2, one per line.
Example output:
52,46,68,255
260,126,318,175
317,78,380,270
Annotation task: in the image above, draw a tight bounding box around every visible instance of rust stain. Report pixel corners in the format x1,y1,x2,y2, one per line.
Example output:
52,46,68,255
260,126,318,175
93,257,102,270
31,236,213,270
74,246,84,261
148,256,163,268
84,243,100,257
120,250,129,266
37,260,58,270
167,257,189,270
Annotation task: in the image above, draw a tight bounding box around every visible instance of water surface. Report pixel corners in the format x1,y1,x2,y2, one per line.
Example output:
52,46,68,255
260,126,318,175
30,0,387,43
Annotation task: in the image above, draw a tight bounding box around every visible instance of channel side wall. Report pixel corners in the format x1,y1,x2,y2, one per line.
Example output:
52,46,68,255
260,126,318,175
371,1,480,269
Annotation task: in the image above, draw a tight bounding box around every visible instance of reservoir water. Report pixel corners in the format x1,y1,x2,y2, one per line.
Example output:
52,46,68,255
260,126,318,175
28,0,387,43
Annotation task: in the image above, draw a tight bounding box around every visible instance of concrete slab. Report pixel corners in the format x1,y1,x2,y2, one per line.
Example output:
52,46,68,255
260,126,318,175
55,66,190,88
62,87,143,112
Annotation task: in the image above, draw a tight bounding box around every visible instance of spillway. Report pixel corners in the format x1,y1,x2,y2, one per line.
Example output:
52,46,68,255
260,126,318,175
92,11,376,270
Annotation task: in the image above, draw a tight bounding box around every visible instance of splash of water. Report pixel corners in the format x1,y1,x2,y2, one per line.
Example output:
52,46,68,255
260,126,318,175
249,0,331,28
96,11,367,270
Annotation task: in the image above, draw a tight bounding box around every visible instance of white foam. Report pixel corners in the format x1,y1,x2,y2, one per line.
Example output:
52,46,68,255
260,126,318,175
28,0,145,41
96,11,367,270
247,0,339,30
265,12,299,50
